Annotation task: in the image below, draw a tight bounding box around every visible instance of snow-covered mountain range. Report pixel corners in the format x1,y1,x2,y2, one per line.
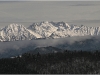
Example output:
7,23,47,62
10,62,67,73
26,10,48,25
0,21,100,42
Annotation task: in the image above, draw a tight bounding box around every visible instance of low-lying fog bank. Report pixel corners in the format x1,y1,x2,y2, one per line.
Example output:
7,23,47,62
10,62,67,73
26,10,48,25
0,35,100,58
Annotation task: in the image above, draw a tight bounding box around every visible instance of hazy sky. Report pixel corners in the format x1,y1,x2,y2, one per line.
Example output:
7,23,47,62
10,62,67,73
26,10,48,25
0,1,100,28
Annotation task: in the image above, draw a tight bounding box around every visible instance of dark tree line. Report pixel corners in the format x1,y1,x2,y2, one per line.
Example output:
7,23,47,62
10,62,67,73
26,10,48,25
0,50,100,74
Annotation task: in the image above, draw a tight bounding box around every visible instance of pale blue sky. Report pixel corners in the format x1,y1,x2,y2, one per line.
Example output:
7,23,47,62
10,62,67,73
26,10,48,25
0,1,100,28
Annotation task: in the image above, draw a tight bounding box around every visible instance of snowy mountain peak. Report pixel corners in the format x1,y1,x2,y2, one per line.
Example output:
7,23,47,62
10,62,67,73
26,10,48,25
0,23,37,41
6,23,25,28
28,21,58,38
9,23,23,27
3,23,26,32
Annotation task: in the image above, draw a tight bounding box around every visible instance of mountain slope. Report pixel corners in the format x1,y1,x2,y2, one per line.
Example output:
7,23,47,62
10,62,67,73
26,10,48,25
28,46,62,54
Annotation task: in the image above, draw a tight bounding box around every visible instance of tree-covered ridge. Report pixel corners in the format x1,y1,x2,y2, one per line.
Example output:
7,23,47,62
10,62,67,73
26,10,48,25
0,50,100,74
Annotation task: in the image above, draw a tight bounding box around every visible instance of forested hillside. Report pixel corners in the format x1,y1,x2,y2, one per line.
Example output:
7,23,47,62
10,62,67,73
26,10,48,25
0,50,100,74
